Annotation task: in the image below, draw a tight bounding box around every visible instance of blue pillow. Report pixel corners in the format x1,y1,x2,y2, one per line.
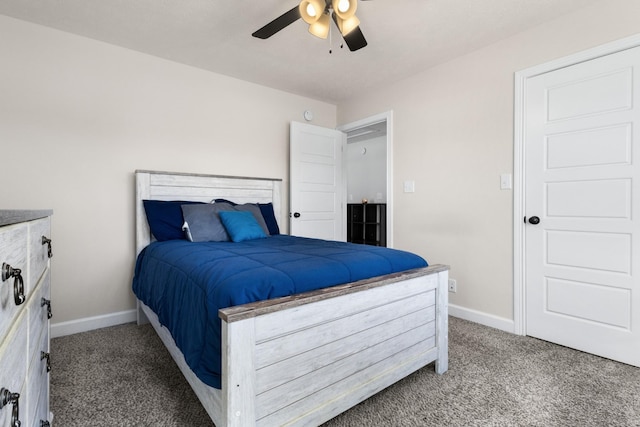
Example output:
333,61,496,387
142,200,204,241
218,211,267,242
214,202,270,235
214,199,280,235
258,203,280,235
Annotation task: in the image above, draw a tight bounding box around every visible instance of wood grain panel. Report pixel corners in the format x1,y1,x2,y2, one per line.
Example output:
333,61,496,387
256,324,436,418
150,186,275,202
255,292,434,369
29,217,51,295
26,326,49,426
0,309,28,426
254,275,437,342
0,223,28,340
256,306,435,393
257,340,439,426
221,318,257,426
27,270,50,365
148,172,280,188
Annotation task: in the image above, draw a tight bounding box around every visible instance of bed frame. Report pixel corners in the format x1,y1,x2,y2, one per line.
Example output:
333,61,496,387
134,169,449,426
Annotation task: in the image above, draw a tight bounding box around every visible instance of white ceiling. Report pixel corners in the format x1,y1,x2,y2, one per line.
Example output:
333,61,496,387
0,0,599,104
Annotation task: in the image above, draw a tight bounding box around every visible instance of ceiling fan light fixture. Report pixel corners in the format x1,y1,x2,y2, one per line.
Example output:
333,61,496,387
252,0,368,52
332,0,357,20
299,0,326,24
337,14,360,36
308,13,330,39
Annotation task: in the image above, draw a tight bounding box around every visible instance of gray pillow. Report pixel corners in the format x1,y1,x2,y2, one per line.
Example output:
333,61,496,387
181,204,233,242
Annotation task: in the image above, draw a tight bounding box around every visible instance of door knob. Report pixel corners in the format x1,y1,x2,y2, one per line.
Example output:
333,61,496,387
528,216,540,225
293,212,301,218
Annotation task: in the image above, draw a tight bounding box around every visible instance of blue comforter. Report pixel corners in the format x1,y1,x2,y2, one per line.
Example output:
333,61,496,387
132,235,427,389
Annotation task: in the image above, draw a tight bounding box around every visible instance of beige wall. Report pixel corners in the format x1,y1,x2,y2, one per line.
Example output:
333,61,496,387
3,0,640,331
0,16,336,325
338,0,640,323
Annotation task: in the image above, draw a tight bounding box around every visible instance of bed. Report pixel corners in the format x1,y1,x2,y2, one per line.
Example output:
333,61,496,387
133,169,449,426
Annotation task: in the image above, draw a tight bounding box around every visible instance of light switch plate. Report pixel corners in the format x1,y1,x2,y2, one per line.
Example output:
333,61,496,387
403,180,415,193
500,174,512,190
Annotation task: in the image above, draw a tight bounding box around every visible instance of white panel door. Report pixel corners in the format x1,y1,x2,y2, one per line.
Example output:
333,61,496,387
525,46,640,366
290,121,345,240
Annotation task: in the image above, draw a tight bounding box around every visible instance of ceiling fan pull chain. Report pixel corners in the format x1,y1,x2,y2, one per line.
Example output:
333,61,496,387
329,18,333,54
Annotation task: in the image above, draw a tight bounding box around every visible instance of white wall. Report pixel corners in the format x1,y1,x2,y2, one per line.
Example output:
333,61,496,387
0,16,336,328
338,0,640,327
346,135,387,204
3,0,640,333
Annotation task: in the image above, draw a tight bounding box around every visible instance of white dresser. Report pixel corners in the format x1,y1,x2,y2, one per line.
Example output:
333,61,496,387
0,211,53,427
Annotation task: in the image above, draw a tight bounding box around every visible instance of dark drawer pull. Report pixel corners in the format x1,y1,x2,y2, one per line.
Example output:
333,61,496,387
2,263,25,306
0,387,21,427
41,351,51,373
41,236,53,258
41,298,53,319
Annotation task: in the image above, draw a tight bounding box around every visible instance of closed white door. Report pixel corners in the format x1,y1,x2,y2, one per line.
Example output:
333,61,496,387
290,121,346,240
525,46,640,366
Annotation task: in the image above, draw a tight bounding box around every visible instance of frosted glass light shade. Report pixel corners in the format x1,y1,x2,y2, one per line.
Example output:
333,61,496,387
300,0,326,24
337,14,360,36
332,0,357,20
308,13,330,39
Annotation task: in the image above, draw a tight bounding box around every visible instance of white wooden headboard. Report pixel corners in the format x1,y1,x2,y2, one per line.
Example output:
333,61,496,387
135,170,284,255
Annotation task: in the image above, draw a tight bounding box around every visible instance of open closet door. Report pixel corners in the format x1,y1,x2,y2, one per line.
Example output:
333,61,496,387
290,121,346,241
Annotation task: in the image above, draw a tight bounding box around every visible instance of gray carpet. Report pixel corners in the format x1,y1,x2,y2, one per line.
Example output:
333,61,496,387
51,317,640,426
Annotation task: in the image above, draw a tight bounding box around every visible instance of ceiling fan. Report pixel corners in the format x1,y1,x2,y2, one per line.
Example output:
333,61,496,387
252,0,370,52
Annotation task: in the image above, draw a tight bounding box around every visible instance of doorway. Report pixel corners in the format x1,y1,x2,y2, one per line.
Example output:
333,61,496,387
514,35,640,366
289,121,345,241
339,111,394,248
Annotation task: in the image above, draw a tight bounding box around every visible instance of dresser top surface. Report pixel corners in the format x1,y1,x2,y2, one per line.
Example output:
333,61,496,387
0,210,53,227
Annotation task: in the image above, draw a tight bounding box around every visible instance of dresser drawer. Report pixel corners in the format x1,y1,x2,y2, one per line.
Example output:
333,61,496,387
0,310,28,426
0,382,27,427
27,327,49,427
28,270,51,362
28,218,51,296
34,378,50,427
0,223,28,341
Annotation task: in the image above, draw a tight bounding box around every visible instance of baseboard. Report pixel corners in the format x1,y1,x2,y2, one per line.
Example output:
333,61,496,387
52,305,513,339
51,309,137,338
449,303,515,334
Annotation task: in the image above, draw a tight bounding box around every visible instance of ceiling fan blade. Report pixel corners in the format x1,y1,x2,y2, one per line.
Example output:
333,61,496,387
331,13,368,51
252,6,302,39
342,26,367,51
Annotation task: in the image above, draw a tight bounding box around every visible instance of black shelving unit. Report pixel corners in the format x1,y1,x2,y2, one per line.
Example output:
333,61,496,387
347,203,386,247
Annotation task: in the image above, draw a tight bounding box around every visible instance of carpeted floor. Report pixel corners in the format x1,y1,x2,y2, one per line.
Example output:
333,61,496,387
51,317,640,426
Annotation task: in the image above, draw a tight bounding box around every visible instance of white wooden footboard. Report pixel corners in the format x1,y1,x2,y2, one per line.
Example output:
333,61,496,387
220,265,449,426
138,265,447,427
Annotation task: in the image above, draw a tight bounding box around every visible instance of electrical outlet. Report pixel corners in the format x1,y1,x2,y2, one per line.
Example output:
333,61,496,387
448,279,457,293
